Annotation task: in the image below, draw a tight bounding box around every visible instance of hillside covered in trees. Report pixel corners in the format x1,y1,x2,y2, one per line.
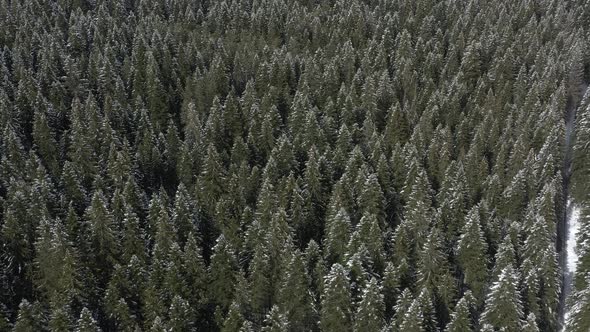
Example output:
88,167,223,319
1,0,590,331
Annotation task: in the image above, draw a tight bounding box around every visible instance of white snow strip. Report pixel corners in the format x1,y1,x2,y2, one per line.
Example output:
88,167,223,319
566,202,580,274
563,200,580,327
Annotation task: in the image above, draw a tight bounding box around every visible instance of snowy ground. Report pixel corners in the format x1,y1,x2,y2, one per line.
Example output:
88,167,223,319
562,200,580,326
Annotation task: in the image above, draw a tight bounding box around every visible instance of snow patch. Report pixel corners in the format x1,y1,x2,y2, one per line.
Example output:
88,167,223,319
562,200,580,327
566,202,580,274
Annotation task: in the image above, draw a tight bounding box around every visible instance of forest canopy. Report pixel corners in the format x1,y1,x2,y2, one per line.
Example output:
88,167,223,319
0,0,590,331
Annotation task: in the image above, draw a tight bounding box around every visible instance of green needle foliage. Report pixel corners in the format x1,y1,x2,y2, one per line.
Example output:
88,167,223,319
0,0,588,331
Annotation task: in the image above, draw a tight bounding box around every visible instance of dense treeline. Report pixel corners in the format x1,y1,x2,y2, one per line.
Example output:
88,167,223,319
0,0,590,330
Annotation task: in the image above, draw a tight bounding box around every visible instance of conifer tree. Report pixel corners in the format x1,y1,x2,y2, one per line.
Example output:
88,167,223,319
399,298,425,332
0,305,10,332
566,273,590,331
491,239,517,281
573,95,590,200
75,308,101,332
149,316,167,332
305,239,326,300
353,277,384,332
572,201,590,287
383,262,402,319
222,302,245,332
262,305,289,332
417,227,455,310
168,295,193,331
32,110,59,177
198,144,226,216
416,287,439,332
84,190,119,290
120,205,146,263
240,321,255,332
47,306,72,332
521,208,559,329
523,313,540,332
348,212,384,271
249,244,272,321
320,263,352,332
34,217,79,310
183,233,208,321
209,235,238,316
13,300,43,332
445,296,473,332
358,174,385,225
481,265,524,331
172,183,198,247
325,208,352,265
277,250,315,331
456,206,488,302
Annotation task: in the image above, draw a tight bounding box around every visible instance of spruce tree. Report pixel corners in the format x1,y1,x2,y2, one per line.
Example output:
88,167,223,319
573,96,590,200
262,305,289,332
399,298,425,332
34,217,79,312
168,295,193,331
353,277,384,332
209,235,238,316
349,212,384,271
575,204,590,290
75,308,101,332
358,174,385,226
277,250,315,331
522,313,540,332
183,233,208,322
567,273,590,332
222,302,245,332
383,262,402,320
325,208,352,265
149,316,167,332
445,296,472,332
13,300,43,332
456,206,488,303
47,306,72,332
172,183,198,247
198,144,226,216
320,263,352,332
481,265,524,330
84,190,119,291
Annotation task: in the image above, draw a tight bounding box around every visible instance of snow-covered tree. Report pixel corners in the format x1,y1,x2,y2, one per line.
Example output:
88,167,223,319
75,308,101,332
445,295,472,332
481,265,524,330
456,206,488,303
353,277,384,332
320,263,352,332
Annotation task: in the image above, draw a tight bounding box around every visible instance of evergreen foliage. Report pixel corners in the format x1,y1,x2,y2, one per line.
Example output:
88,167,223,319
0,0,587,330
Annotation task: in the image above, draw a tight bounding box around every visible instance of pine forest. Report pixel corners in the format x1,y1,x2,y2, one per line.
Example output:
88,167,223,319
1,0,590,331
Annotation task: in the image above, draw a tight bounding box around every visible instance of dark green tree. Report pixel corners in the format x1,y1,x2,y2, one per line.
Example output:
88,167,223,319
277,250,315,331
353,277,384,332
209,235,238,318
168,295,193,331
262,305,289,332
445,295,473,332
481,265,524,330
75,308,101,332
320,263,352,332
325,208,352,265
84,190,119,291
13,300,43,332
456,206,488,303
